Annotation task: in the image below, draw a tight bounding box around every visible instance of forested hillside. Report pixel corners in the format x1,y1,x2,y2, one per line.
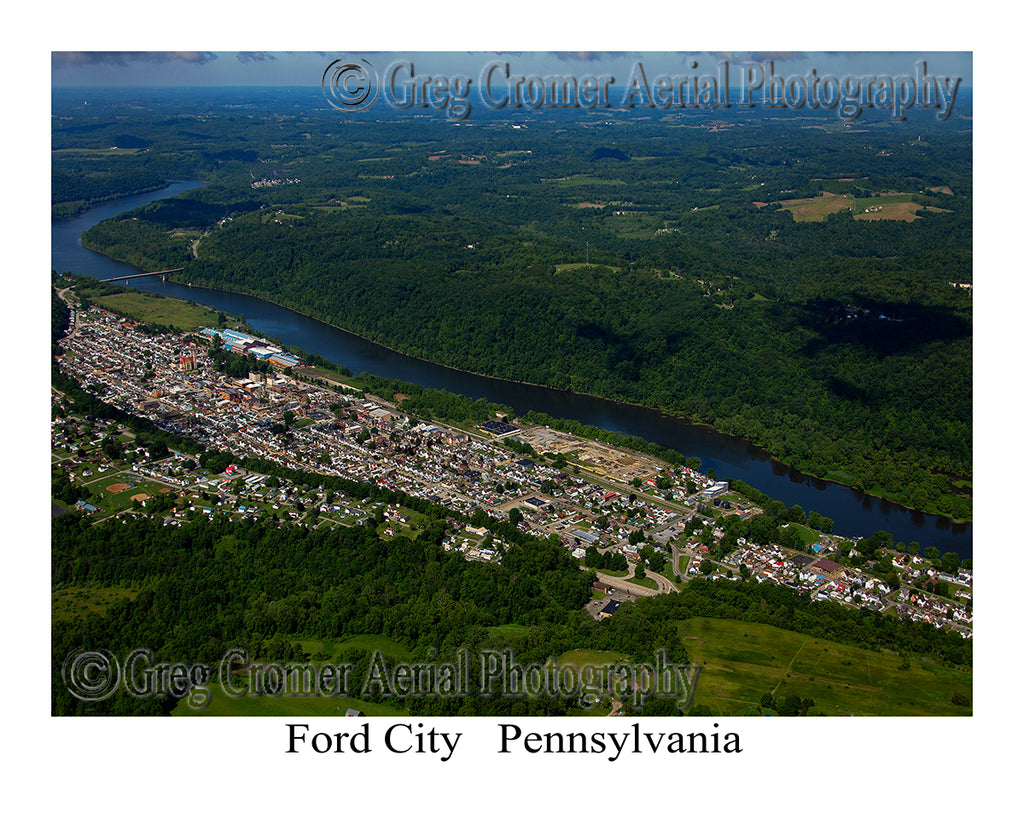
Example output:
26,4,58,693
65,100,972,519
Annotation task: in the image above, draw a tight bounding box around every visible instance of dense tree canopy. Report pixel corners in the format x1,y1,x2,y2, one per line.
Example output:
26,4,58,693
62,94,972,520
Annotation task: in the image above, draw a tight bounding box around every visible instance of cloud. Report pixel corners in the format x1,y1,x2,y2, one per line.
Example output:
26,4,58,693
701,51,804,63
236,52,276,63
745,51,804,63
551,51,628,62
52,52,218,69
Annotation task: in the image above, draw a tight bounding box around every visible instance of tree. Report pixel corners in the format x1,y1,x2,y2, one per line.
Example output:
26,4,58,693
102,437,122,461
941,551,961,575
508,507,523,527
776,694,814,716
807,511,834,533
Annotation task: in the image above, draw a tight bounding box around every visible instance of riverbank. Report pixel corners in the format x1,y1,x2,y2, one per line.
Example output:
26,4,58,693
51,181,170,221
166,270,972,527
52,186,972,556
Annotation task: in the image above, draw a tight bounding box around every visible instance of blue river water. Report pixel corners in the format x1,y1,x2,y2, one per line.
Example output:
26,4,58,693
52,181,972,558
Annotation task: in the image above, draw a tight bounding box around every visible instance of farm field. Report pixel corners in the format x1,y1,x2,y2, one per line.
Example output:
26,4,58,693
779,192,853,221
778,191,949,222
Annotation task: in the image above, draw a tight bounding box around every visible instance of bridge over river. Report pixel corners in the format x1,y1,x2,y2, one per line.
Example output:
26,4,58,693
100,267,184,283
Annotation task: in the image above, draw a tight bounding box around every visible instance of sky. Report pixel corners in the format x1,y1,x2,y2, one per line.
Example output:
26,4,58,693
51,50,972,89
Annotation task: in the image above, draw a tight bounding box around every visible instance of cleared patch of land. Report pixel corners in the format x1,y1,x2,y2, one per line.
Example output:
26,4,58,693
52,586,140,621
154,617,972,716
333,634,414,659
854,197,951,221
546,174,627,187
92,292,222,332
554,262,622,273
558,649,629,667
52,147,140,156
779,192,946,223
779,192,853,222
678,617,971,716
175,686,408,717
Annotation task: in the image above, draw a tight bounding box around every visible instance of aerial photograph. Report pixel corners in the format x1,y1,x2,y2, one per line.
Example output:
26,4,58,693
38,26,999,813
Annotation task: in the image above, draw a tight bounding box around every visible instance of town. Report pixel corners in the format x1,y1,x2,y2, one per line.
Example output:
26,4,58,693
52,297,973,640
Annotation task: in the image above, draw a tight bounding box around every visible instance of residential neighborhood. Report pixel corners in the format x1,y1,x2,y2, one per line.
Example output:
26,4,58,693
53,303,972,639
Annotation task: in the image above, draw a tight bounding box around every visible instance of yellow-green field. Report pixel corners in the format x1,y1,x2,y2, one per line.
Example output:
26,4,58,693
554,262,622,273
156,616,972,716
853,195,950,221
679,617,971,716
779,192,948,223
93,291,222,332
52,147,140,156
779,192,853,221
175,686,409,717
52,586,140,621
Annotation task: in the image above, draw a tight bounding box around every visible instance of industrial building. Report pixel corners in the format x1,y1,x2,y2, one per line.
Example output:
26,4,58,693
201,328,301,369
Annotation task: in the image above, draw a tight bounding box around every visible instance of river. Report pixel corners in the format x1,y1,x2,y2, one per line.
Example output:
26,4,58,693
52,181,972,558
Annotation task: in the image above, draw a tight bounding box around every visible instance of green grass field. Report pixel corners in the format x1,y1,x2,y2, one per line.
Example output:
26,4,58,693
548,174,626,187
172,632,419,716
779,193,853,222
678,617,971,716
557,649,629,667
153,614,972,716
781,522,818,548
174,685,408,717
486,624,532,640
91,474,175,514
554,262,622,274
52,147,140,156
52,586,140,621
333,635,414,659
93,292,223,332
